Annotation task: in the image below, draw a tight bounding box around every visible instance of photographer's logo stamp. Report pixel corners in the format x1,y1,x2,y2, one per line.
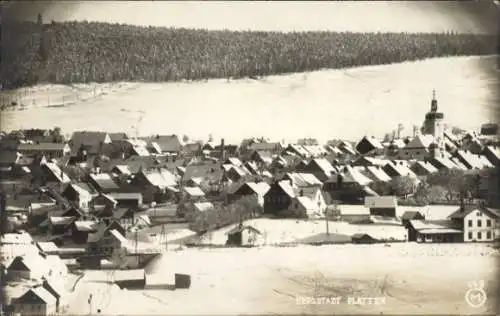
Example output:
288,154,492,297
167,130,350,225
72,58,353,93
465,280,487,308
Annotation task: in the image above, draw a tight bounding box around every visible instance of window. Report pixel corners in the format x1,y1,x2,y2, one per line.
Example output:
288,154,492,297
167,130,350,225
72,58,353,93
487,231,492,239
486,220,491,227
477,220,482,227
468,220,473,227
468,232,473,240
477,232,482,240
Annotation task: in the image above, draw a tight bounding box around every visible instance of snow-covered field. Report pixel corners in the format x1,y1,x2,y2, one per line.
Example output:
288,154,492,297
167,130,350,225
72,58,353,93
1,56,498,142
67,243,499,315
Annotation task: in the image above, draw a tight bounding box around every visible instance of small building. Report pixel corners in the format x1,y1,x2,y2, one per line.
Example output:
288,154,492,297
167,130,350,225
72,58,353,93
61,182,97,210
355,136,384,156
401,210,425,228
231,181,270,206
17,143,70,160
113,269,146,289
11,286,57,316
339,205,371,223
406,219,463,243
365,196,398,217
69,220,99,244
351,233,377,244
226,224,263,246
6,254,48,281
36,242,59,255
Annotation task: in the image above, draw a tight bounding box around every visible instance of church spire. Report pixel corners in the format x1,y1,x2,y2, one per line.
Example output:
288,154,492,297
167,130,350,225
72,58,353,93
430,89,438,112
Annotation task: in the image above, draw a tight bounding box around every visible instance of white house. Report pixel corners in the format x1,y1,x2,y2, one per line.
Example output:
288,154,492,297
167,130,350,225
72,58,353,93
449,205,500,242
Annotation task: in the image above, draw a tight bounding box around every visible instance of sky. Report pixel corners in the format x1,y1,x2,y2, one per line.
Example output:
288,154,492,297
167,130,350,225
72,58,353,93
3,1,499,34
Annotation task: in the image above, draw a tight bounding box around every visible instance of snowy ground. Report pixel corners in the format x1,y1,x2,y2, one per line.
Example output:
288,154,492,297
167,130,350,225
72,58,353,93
1,56,497,142
66,243,499,315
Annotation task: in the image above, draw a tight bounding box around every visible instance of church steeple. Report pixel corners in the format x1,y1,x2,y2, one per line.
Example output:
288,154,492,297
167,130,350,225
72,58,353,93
430,89,438,112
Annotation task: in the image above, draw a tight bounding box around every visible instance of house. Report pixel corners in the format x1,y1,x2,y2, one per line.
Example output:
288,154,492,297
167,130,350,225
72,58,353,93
282,172,323,188
17,143,70,160
106,192,143,209
113,269,146,289
247,141,283,155
0,151,21,174
365,196,398,217
226,224,263,246
351,233,377,244
231,182,270,206
480,123,499,136
97,207,136,229
6,254,49,281
355,136,384,156
69,220,99,244
11,286,57,316
398,135,435,160
301,158,336,182
87,220,127,256
88,173,121,193
339,205,371,223
143,134,183,154
285,144,311,158
406,219,463,243
42,216,76,236
89,194,118,213
482,145,500,166
448,203,500,242
302,145,328,158
325,166,373,192
61,182,97,210
69,131,112,156
263,180,326,218
250,150,273,166
401,211,425,228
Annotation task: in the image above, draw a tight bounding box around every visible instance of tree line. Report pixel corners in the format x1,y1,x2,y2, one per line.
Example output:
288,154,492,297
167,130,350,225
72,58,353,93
1,20,497,89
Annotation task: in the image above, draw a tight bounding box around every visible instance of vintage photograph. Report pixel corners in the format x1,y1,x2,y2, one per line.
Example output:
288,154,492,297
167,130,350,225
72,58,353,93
1,1,499,315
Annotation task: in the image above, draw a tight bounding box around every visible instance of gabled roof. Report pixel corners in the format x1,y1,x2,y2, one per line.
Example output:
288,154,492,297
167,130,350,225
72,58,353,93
131,146,150,157
448,204,500,219
36,242,59,253
365,166,392,182
49,216,76,226
340,166,372,186
17,143,68,152
416,160,439,174
385,161,418,178
73,220,99,232
183,186,205,197
138,168,177,188
408,219,460,231
353,156,389,167
356,136,384,152
227,225,262,235
108,132,128,142
89,173,120,191
404,135,435,149
431,156,458,170
309,158,336,175
296,196,317,210
365,196,397,209
17,286,57,305
276,180,297,198
70,131,110,155
43,162,71,183
401,211,424,220
193,202,214,212
245,182,271,196
284,173,322,187
142,135,183,152
483,146,500,164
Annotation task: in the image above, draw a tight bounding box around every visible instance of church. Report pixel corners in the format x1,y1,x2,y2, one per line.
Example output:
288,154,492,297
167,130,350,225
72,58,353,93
399,90,447,160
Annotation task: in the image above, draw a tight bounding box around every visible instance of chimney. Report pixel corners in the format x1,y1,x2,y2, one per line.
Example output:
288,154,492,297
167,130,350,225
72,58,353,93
460,197,465,211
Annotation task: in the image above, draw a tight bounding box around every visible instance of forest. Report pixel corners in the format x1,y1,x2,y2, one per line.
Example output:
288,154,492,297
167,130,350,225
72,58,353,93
1,20,497,89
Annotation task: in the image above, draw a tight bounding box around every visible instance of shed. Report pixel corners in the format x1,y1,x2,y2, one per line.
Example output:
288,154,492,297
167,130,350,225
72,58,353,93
365,196,397,217
12,286,57,316
401,211,425,228
226,224,262,246
351,233,377,244
113,269,146,289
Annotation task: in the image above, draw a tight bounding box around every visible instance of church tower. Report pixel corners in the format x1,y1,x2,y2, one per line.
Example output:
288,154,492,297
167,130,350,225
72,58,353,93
421,90,445,150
